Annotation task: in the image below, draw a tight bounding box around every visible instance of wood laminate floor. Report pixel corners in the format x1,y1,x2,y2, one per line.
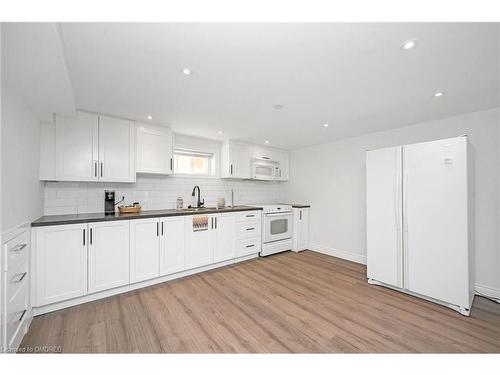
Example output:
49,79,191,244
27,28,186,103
21,251,500,353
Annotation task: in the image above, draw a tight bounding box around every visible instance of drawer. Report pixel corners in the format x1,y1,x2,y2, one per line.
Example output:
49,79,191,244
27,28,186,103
236,221,261,239
236,237,262,257
236,210,262,223
7,257,30,303
6,279,29,346
6,229,29,271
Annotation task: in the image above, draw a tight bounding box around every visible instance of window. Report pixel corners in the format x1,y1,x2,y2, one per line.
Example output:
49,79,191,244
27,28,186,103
174,149,215,176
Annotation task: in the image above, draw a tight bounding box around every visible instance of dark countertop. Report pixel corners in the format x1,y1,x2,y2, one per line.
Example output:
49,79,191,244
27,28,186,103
279,203,311,208
31,205,263,227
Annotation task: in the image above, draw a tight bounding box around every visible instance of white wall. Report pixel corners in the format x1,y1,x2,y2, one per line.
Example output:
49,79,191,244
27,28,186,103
1,90,44,232
43,134,284,215
284,108,500,293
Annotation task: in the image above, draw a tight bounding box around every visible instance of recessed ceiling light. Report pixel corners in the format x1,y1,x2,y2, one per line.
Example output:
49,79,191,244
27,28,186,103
401,39,417,50
265,140,270,144
146,115,153,120
323,123,329,128
434,91,445,97
218,130,224,135
273,104,284,110
182,68,192,75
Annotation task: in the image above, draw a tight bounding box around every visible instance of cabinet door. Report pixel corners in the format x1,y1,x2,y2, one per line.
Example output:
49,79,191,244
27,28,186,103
88,221,130,293
366,146,403,288
277,150,290,181
297,208,310,250
130,218,160,283
35,224,88,306
98,115,135,182
213,214,236,263
230,143,252,179
136,124,173,175
55,112,98,181
185,216,214,269
159,217,185,276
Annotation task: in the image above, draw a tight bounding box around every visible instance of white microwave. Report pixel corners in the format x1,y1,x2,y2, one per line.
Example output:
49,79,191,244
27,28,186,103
252,158,280,180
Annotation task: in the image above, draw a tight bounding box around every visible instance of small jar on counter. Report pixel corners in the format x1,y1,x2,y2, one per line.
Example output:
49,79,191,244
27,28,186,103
176,196,184,210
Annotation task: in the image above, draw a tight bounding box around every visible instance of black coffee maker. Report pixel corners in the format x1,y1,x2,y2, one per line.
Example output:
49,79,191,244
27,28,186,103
104,190,116,215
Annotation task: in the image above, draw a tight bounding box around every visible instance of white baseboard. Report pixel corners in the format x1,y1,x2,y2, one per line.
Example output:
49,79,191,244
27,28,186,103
308,243,367,265
475,284,500,301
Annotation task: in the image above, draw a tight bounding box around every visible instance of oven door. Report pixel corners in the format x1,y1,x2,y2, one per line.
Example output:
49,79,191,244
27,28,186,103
263,212,293,243
253,161,276,180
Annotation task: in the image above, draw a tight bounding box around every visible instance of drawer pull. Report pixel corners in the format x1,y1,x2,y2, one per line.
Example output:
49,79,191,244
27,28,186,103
246,227,255,231
11,243,27,253
246,214,255,218
246,244,255,248
11,272,28,283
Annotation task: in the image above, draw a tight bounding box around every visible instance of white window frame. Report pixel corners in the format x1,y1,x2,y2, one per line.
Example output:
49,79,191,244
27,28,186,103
173,148,217,178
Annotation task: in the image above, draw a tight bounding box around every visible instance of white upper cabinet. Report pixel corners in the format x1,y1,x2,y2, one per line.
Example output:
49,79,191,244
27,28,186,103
55,112,99,181
51,111,135,182
276,150,290,181
98,115,135,182
136,123,173,175
220,141,252,179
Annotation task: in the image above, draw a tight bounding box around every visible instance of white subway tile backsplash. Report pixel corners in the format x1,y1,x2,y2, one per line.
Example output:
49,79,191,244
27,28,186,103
43,176,285,215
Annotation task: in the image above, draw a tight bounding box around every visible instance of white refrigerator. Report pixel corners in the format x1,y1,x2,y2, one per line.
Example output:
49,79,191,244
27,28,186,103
366,136,474,316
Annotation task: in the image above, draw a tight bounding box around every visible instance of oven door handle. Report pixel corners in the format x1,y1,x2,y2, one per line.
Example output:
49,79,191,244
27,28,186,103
265,212,292,216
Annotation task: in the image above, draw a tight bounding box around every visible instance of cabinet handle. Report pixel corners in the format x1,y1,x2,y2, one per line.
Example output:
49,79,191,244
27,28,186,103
94,162,97,177
100,162,103,177
170,158,173,172
156,222,159,236
262,156,270,160
11,272,27,284
246,244,255,248
300,210,302,220
215,217,218,229
11,243,27,253
211,217,214,229
230,164,233,175
246,227,255,231
83,229,85,246
18,309,27,322
246,214,255,218
90,228,93,245
161,222,164,236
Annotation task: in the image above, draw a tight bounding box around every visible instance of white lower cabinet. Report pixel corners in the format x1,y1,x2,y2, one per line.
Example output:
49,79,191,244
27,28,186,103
160,217,186,275
35,223,88,306
292,207,310,252
185,215,215,269
88,221,130,293
213,213,236,263
130,218,160,283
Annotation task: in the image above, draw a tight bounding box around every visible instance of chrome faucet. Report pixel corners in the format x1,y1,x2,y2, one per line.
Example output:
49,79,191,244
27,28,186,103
191,185,204,208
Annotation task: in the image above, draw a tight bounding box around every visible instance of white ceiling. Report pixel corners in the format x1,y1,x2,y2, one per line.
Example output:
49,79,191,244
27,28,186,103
5,23,500,149
2,23,76,121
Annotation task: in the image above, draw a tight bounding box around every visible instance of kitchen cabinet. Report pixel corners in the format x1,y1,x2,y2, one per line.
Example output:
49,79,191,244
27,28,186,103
88,221,130,293
276,150,290,181
213,213,236,263
292,207,309,252
52,111,135,182
98,115,135,182
220,141,252,179
185,215,215,269
159,217,186,275
130,218,160,283
35,224,88,306
39,122,56,180
55,112,99,181
136,123,173,175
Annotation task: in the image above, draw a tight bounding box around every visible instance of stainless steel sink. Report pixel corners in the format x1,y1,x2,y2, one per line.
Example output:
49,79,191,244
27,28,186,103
181,207,217,212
